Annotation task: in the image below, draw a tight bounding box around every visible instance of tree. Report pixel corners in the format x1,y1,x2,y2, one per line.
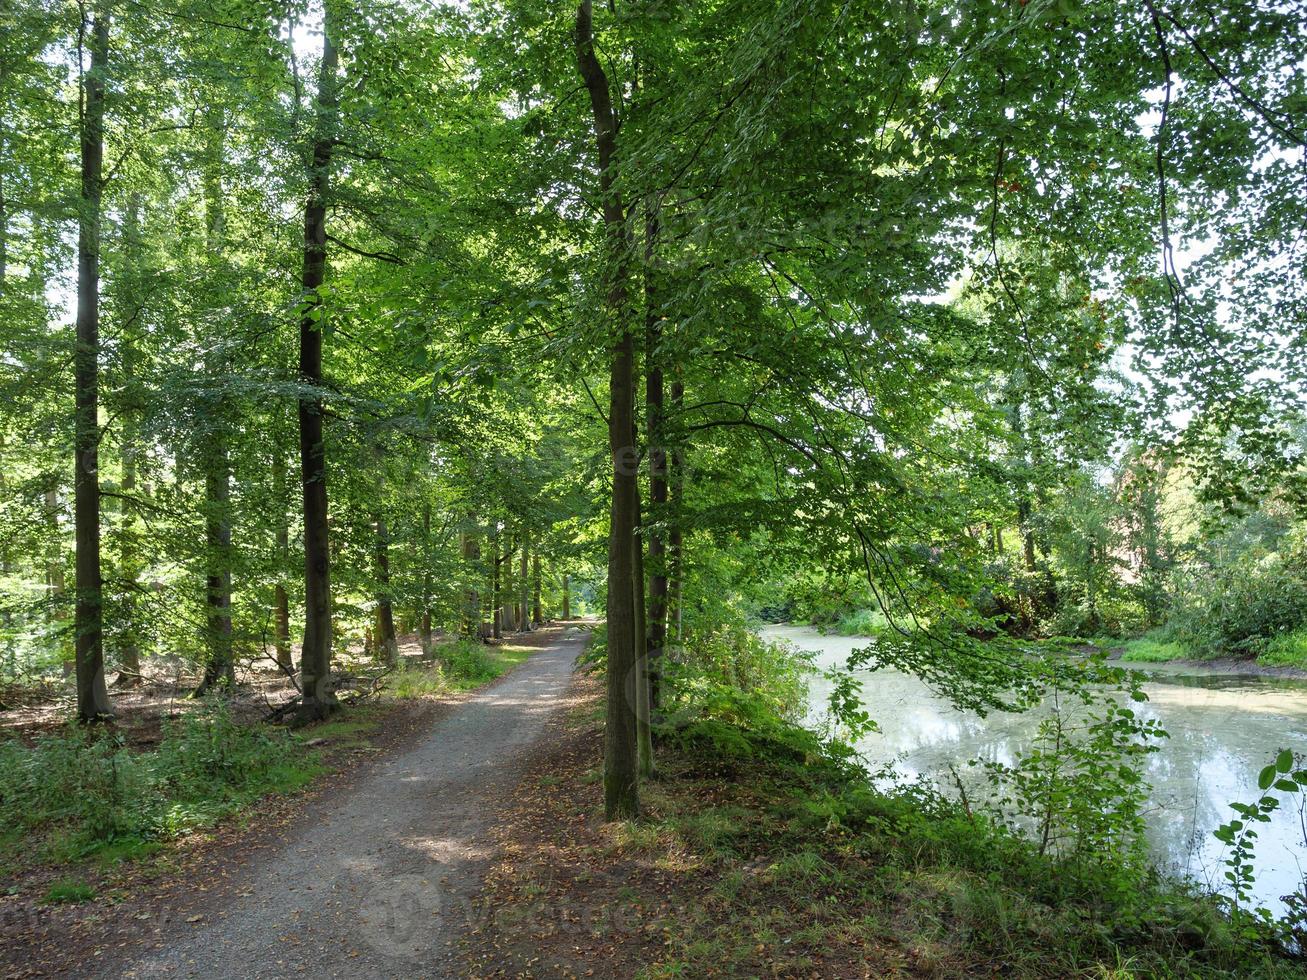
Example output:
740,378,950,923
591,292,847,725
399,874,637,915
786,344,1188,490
574,0,639,821
296,4,341,723
73,2,113,721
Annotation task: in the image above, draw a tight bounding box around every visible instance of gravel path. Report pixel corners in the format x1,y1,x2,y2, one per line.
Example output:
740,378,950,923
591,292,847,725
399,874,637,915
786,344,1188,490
110,628,586,979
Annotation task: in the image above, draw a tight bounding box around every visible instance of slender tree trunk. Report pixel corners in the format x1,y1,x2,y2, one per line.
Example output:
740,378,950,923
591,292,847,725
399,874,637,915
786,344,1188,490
561,573,570,619
272,451,292,671
632,445,652,778
419,502,433,654
491,531,502,640
46,487,71,674
372,445,398,667
115,194,142,687
668,375,685,643
295,8,340,722
532,552,542,624
460,518,481,639
577,0,638,818
196,122,234,696
1018,496,1038,573
74,6,112,721
0,139,6,291
644,210,667,710
519,534,531,632
373,516,397,666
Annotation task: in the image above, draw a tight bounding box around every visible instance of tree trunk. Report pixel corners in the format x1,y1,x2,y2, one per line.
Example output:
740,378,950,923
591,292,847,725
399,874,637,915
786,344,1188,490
632,444,652,779
74,5,112,721
491,531,502,640
196,122,234,697
668,375,685,643
561,573,570,619
295,7,340,723
272,452,293,672
46,487,71,674
519,534,531,632
460,518,481,639
532,552,542,625
419,502,433,654
1018,495,1038,574
644,210,667,711
115,194,142,687
576,0,638,820
372,446,398,667
0,137,6,291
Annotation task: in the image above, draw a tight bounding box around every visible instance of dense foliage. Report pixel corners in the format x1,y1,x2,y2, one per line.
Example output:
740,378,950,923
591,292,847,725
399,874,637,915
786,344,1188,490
2,0,1306,967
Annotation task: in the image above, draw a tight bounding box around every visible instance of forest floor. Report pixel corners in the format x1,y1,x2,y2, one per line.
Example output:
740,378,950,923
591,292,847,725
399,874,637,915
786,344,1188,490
1,623,589,980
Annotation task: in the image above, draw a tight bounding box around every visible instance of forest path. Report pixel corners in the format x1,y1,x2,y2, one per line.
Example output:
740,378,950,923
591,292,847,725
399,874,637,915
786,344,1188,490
108,626,588,980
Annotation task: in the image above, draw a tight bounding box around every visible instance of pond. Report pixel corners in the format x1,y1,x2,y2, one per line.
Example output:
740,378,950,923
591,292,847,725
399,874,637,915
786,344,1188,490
762,624,1307,917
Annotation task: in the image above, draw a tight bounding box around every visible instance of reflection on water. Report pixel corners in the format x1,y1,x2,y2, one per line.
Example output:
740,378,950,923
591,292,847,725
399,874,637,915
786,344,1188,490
763,624,1307,917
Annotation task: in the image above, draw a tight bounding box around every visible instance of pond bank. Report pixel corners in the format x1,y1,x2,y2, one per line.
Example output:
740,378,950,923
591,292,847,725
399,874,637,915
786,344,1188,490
764,623,1307,920
471,674,1307,977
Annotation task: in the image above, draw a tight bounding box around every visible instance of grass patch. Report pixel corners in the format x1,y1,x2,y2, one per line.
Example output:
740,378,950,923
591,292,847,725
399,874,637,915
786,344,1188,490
1261,629,1307,669
388,636,537,698
85,836,163,867
388,664,448,699
829,607,888,636
300,714,381,740
41,880,95,904
1119,636,1189,662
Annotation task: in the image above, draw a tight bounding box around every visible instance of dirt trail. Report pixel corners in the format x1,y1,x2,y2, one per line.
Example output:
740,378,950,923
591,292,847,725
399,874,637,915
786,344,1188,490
107,627,586,980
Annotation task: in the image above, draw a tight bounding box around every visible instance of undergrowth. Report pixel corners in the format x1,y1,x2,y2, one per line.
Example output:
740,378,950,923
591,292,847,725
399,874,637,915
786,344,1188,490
0,700,320,873
642,709,1305,978
627,624,1306,977
388,636,535,698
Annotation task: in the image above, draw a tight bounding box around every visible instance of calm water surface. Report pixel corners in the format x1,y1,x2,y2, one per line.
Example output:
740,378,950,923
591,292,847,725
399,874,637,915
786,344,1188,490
762,624,1307,916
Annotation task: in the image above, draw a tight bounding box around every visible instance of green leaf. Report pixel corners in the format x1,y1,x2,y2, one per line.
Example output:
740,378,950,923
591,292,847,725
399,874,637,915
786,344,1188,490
1258,764,1276,790
1276,749,1294,773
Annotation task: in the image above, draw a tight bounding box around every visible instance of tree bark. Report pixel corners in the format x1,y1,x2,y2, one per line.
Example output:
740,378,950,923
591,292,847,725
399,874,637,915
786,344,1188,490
668,375,685,643
0,138,6,291
419,501,433,654
74,5,113,721
46,487,71,674
532,552,542,625
561,573,570,619
491,529,503,639
575,0,638,820
460,517,481,639
632,442,652,778
272,451,292,671
519,533,531,632
295,6,341,722
372,445,398,667
115,193,142,686
644,210,666,710
196,121,234,696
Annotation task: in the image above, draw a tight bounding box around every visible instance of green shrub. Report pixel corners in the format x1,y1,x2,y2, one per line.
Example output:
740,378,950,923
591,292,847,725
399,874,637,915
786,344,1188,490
1167,550,1307,657
1261,629,1307,669
662,623,812,728
831,607,887,636
438,639,502,684
0,699,316,866
389,663,447,698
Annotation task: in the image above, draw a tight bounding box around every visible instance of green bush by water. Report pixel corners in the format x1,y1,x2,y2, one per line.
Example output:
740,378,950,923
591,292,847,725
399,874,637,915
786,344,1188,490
657,646,1304,975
